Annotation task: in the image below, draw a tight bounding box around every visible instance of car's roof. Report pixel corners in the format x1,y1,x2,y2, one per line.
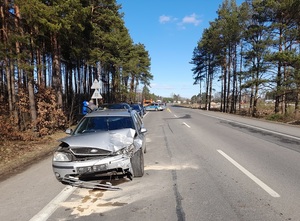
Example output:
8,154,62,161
100,103,131,109
84,108,134,117
130,103,141,108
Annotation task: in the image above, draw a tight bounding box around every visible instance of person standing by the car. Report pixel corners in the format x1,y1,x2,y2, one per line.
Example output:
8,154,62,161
88,99,97,111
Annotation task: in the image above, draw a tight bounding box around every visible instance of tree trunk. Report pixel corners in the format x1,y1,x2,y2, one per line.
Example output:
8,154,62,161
6,58,12,111
130,75,135,102
208,61,213,110
249,73,254,115
252,69,260,117
28,78,37,124
37,47,45,87
231,44,237,114
295,90,299,119
226,50,231,113
28,35,37,124
222,62,227,113
76,63,80,94
0,3,4,97
275,27,283,113
282,64,288,115
10,58,18,123
51,33,63,107
205,67,209,110
14,4,22,86
42,52,47,87
238,43,243,112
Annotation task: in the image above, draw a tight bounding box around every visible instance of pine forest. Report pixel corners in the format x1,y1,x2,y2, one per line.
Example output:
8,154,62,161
1,0,300,141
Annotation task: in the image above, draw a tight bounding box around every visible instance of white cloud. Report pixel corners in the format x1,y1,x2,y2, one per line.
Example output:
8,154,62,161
159,13,202,29
159,15,179,24
181,13,201,26
176,13,202,30
159,15,172,24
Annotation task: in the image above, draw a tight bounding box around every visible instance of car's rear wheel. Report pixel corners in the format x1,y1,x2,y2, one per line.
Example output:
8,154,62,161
131,148,144,177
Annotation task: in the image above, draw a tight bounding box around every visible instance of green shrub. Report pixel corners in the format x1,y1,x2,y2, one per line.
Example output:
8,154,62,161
265,113,285,121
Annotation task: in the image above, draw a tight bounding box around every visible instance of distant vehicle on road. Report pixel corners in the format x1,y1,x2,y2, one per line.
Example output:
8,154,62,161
158,103,166,110
143,99,153,107
145,103,163,111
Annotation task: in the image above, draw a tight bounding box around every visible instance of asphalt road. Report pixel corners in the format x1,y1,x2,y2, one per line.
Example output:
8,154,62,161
1,105,300,221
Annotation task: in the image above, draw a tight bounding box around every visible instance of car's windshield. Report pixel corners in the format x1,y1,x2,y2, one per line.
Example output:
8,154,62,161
74,116,135,134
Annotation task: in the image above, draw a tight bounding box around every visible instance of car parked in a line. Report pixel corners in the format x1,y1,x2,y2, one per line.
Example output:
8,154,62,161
144,103,163,111
99,102,131,110
52,108,147,188
158,103,166,110
130,103,144,117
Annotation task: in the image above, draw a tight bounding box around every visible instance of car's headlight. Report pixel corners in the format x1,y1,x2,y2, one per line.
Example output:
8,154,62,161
115,144,134,155
53,152,72,162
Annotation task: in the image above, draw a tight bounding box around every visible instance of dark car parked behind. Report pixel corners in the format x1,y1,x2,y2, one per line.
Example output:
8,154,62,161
100,103,131,110
130,103,144,117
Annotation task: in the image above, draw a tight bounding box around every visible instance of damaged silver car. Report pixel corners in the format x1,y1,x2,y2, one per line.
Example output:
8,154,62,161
52,108,147,188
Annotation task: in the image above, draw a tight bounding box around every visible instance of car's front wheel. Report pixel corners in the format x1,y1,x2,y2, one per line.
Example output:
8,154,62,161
130,148,144,177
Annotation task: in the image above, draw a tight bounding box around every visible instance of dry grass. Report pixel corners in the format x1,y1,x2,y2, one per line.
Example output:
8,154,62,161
181,102,300,123
0,131,67,182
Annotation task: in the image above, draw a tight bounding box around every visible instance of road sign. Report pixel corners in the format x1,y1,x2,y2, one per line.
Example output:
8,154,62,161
91,79,101,89
91,89,102,99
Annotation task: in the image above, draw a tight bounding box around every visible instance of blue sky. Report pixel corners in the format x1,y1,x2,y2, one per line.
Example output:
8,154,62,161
117,0,243,99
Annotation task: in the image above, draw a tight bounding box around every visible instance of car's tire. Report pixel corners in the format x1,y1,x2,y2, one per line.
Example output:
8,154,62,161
131,148,144,177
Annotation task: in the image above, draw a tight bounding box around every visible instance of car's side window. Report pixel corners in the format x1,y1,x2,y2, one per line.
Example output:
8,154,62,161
132,114,138,131
132,113,142,132
136,113,143,127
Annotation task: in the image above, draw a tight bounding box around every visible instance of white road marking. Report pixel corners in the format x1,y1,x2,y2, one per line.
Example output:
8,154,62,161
174,114,178,118
183,122,191,128
217,150,280,198
29,186,76,221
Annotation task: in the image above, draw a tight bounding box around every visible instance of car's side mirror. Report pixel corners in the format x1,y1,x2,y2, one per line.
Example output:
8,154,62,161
141,128,147,133
65,128,73,134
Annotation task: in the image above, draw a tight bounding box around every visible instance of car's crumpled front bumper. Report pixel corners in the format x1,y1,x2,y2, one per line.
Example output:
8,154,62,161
52,128,143,189
52,154,133,184
61,176,122,190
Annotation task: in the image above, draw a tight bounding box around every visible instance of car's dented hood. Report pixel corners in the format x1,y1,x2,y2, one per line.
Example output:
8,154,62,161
60,128,137,152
